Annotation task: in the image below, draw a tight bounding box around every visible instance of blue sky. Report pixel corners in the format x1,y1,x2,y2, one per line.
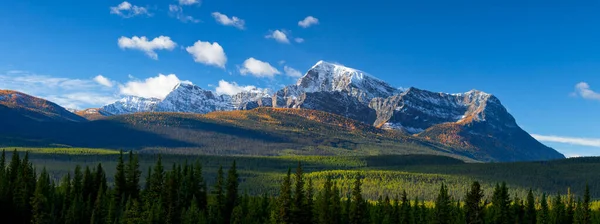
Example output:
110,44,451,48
1,0,599,157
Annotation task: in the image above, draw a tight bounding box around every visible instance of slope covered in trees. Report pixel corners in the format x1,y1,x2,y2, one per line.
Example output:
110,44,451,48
1,150,599,224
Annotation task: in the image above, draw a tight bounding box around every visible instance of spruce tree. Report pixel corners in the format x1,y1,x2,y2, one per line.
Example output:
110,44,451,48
433,183,451,224
224,161,239,224
400,190,411,224
279,168,293,224
114,150,127,207
525,189,537,224
539,193,549,224
551,193,566,224
465,181,485,224
306,178,314,223
582,184,591,224
31,168,51,224
491,182,511,224
293,162,308,224
349,175,366,224
126,151,141,200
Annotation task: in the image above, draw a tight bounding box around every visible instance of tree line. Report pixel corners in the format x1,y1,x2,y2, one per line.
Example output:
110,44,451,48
0,150,598,224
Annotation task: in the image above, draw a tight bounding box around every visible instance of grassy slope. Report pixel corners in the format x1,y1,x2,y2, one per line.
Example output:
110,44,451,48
101,108,476,161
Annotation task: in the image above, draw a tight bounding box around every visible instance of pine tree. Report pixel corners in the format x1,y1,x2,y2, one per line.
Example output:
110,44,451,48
278,168,293,224
31,168,51,224
317,175,333,224
224,161,239,224
193,160,207,211
491,182,511,224
465,181,485,224
211,165,225,224
539,193,549,224
433,183,451,224
292,162,308,224
582,184,591,224
305,178,314,224
400,190,411,224
566,188,575,224
330,183,342,224
349,175,366,224
126,151,141,200
525,189,537,224
91,185,107,224
551,193,566,224
114,150,127,207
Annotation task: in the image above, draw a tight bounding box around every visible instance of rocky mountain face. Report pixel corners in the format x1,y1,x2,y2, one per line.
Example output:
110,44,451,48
155,83,234,113
102,96,161,115
94,60,564,161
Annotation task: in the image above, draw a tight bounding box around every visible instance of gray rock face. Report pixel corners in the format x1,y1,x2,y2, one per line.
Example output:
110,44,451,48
96,60,564,161
369,88,513,133
155,83,234,114
102,96,161,115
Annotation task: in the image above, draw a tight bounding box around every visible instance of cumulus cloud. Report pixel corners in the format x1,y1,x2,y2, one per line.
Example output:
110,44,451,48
118,36,177,60
211,12,245,30
215,80,263,95
531,134,600,148
119,74,185,99
283,66,303,78
0,71,119,109
93,75,114,87
178,0,200,5
573,82,600,101
185,40,227,68
294,38,305,43
169,5,200,23
239,58,281,78
265,30,289,44
110,1,151,18
298,16,319,28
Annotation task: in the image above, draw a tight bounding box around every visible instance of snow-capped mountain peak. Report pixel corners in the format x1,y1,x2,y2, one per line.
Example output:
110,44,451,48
101,96,161,115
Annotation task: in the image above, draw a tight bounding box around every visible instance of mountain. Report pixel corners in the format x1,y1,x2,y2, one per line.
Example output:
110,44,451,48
73,108,112,120
155,83,234,113
0,90,85,122
2,61,564,161
102,95,161,115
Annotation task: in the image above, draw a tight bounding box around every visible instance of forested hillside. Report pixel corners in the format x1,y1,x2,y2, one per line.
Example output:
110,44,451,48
0,150,598,224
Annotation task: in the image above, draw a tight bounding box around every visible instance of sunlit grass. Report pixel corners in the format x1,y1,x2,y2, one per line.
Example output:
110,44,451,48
0,147,120,155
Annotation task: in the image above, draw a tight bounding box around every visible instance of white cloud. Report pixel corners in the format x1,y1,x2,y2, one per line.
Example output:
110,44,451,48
215,80,262,95
283,66,303,78
110,1,151,18
178,0,200,5
298,16,319,28
118,36,177,60
169,5,200,23
265,30,289,44
93,75,113,87
573,82,600,101
119,74,185,99
294,38,305,43
531,134,600,148
185,40,227,68
239,58,281,78
211,12,245,30
0,71,119,109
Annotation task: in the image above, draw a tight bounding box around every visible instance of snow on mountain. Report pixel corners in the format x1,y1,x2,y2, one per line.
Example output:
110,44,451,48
101,96,161,115
370,87,509,133
230,88,271,109
155,83,234,114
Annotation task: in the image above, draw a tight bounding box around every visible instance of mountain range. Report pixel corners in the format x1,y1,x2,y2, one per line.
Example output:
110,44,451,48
0,61,564,162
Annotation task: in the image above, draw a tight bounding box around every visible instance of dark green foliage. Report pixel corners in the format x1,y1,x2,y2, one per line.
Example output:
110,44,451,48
433,183,452,224
465,181,485,224
1,152,600,224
